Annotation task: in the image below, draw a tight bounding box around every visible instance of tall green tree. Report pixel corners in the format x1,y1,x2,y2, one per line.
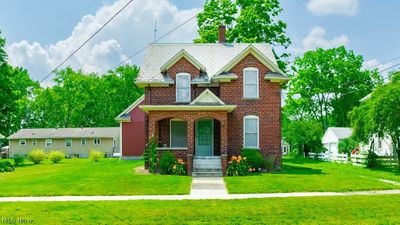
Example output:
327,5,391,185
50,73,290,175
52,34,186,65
195,0,291,70
285,46,382,130
350,71,400,169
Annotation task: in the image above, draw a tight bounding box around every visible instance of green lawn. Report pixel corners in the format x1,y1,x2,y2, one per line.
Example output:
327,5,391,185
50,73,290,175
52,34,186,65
1,195,399,224
0,158,192,196
225,157,400,194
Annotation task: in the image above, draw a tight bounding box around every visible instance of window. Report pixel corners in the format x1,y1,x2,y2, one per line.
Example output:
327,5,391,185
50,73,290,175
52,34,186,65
19,139,26,146
65,139,72,147
378,139,382,149
243,115,259,148
94,138,101,145
243,67,259,99
32,139,37,146
176,73,191,102
81,139,87,146
45,139,52,147
170,119,187,148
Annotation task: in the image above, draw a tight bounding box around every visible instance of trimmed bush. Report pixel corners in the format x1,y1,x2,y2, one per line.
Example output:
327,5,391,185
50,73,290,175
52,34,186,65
27,149,47,164
90,150,104,162
13,155,25,166
159,151,176,174
241,149,264,171
0,160,15,172
49,151,65,163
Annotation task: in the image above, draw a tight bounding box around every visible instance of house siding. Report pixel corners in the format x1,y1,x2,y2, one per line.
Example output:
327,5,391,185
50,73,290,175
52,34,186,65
121,106,146,157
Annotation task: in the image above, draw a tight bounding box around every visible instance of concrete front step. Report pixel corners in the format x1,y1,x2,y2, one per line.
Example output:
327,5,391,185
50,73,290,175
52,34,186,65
194,156,221,160
193,168,222,173
193,163,222,169
193,159,221,165
192,171,223,177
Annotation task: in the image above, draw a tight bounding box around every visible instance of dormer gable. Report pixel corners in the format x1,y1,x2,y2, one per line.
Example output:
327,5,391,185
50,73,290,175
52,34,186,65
190,89,225,106
160,49,206,73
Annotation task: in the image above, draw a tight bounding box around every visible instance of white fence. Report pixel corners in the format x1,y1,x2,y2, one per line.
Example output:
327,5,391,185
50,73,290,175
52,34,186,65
308,153,397,167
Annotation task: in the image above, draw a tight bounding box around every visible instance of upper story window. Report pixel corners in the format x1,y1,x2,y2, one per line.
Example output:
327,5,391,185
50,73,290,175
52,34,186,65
243,67,259,99
45,139,52,148
176,73,191,103
19,139,26,146
243,115,259,149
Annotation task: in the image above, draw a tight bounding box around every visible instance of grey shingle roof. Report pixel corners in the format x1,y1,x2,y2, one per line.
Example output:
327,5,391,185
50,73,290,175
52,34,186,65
329,127,353,139
8,128,119,140
137,43,278,83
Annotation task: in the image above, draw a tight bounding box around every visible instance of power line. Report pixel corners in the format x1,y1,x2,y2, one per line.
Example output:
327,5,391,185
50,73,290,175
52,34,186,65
365,56,400,70
101,13,198,76
39,0,134,83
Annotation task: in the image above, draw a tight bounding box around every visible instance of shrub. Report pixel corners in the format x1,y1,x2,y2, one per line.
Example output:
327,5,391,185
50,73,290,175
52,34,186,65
13,155,25,166
264,156,276,171
0,160,15,172
159,151,176,174
226,155,251,176
173,158,187,175
27,149,47,164
90,150,104,162
365,150,379,168
143,136,158,173
241,149,264,171
49,151,65,163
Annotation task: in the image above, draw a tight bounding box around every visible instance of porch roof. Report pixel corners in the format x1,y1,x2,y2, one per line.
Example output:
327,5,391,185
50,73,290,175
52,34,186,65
139,105,237,113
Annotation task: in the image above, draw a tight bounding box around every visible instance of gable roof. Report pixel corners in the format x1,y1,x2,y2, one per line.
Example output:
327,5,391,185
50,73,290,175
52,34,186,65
136,43,284,84
8,127,119,140
190,89,225,106
326,127,353,140
115,95,145,122
160,49,206,72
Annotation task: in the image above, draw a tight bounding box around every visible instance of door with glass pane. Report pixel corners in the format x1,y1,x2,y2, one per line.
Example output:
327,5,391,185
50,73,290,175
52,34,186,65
195,119,213,156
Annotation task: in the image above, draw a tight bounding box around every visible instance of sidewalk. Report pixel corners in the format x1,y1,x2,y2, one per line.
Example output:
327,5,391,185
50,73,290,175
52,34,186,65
1,190,400,202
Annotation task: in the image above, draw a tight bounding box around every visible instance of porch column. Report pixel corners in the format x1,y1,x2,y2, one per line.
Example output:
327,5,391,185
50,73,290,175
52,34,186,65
186,119,194,176
221,115,228,175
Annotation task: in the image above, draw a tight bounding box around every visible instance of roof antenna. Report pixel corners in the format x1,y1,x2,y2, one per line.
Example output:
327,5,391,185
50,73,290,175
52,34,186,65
154,19,158,42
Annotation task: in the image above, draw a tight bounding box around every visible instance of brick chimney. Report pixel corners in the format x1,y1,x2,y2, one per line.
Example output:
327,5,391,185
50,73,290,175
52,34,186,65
218,25,226,43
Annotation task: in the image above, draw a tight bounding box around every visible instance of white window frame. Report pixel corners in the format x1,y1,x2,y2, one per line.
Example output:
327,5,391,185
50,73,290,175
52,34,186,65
32,139,37,146
65,138,72,147
243,115,260,149
19,139,27,146
93,138,101,145
175,73,191,103
243,67,259,99
45,139,52,148
81,138,87,146
170,119,188,148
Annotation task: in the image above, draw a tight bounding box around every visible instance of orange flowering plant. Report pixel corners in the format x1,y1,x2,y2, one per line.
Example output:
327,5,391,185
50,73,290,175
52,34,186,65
173,158,186,175
226,155,250,176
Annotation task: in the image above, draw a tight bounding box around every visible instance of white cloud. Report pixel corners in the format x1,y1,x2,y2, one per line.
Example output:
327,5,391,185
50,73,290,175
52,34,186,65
6,0,200,82
363,58,399,81
307,0,359,16
290,26,349,55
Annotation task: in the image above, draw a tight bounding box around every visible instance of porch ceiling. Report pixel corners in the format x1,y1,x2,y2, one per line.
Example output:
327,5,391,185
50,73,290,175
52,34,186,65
139,105,237,113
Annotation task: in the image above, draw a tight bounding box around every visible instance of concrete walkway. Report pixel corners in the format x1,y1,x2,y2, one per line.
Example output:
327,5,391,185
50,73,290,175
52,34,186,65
1,190,400,202
190,177,228,196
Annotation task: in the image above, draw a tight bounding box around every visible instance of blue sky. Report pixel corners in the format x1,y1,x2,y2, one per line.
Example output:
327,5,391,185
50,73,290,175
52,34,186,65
0,0,399,82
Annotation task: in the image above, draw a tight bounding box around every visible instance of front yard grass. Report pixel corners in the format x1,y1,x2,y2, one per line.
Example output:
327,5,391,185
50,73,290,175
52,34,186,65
1,195,399,224
0,158,191,196
225,157,400,194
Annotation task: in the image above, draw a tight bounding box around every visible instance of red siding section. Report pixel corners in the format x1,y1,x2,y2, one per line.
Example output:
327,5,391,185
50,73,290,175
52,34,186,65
122,105,145,157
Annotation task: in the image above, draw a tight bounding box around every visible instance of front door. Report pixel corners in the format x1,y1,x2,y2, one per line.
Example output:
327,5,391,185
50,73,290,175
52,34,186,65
195,119,213,156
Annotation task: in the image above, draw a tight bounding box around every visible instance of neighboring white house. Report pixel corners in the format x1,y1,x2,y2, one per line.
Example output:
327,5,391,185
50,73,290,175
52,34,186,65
359,135,395,157
282,140,291,156
322,127,353,157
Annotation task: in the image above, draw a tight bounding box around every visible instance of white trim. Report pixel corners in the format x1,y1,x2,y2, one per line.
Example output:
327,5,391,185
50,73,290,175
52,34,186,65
139,105,237,113
31,139,37,146
170,119,187,148
243,67,259,99
119,123,123,160
175,73,191,103
45,139,52,148
65,138,72,147
115,95,145,122
93,138,101,145
19,139,26,146
81,138,87,146
190,89,225,105
160,49,206,72
243,115,259,149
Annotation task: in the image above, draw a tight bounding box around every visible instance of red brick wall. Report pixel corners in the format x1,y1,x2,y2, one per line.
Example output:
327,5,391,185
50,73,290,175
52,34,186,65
220,53,282,166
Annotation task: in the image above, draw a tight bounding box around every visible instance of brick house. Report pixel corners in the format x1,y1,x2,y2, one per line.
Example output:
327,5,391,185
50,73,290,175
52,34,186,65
117,27,289,175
